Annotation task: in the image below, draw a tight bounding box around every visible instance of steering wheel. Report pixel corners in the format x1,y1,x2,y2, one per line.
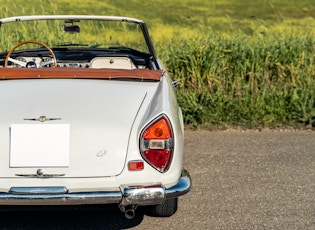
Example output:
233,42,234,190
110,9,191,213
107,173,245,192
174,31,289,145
4,40,57,68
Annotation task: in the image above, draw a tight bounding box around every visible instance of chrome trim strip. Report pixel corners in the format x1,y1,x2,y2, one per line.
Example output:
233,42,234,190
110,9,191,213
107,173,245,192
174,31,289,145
23,116,61,122
0,15,144,24
15,174,65,178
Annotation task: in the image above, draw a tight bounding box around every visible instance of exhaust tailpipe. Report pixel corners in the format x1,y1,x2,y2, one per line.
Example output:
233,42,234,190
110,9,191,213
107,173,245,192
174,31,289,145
118,204,138,219
124,208,136,219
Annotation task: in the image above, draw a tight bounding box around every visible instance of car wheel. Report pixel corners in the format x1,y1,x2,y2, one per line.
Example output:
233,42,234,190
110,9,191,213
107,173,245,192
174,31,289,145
146,198,178,217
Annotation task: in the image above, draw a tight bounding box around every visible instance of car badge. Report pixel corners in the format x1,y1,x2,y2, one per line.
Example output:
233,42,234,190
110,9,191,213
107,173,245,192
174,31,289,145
24,116,61,122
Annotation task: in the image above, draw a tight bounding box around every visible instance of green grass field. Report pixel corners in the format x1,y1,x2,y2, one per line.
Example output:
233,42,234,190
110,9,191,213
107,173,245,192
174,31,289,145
1,0,315,39
1,0,315,129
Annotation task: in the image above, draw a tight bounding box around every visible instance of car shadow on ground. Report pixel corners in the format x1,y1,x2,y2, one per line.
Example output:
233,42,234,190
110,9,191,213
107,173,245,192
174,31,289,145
0,204,145,229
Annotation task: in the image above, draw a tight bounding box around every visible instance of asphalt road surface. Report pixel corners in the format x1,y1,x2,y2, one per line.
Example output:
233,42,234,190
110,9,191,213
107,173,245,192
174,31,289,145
0,130,314,230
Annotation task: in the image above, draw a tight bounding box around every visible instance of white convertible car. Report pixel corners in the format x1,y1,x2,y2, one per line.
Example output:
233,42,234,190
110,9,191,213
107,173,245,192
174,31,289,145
0,15,191,218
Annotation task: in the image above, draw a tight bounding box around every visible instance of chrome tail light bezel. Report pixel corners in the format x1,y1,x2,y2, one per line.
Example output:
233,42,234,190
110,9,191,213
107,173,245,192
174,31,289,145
139,115,174,173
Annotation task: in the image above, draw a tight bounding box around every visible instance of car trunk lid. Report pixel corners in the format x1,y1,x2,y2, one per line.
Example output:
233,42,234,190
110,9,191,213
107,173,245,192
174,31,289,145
0,79,156,178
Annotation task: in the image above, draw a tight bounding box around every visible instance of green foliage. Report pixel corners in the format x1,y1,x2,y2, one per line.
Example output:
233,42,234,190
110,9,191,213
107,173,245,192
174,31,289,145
162,35,315,128
1,0,315,128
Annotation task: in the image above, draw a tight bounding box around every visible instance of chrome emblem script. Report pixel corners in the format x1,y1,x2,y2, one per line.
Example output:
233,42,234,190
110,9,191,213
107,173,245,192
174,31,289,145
24,116,61,122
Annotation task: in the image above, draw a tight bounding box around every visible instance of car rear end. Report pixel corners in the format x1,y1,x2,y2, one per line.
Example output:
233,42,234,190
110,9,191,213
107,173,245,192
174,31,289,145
0,71,190,217
0,15,191,218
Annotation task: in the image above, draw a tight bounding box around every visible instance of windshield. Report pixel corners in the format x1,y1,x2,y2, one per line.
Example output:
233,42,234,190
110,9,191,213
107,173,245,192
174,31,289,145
0,17,150,53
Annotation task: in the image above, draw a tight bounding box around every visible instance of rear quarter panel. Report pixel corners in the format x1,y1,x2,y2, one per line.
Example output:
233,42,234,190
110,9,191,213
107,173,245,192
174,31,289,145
118,71,184,189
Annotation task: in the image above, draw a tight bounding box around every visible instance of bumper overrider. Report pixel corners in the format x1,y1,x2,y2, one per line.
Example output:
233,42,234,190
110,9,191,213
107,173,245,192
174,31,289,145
0,169,191,206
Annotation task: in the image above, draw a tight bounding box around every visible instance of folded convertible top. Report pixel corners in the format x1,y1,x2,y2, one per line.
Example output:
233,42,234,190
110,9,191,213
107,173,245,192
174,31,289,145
0,68,163,81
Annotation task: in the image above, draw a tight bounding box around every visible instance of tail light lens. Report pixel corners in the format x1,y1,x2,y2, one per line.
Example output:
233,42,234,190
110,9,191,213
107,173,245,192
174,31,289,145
140,115,173,172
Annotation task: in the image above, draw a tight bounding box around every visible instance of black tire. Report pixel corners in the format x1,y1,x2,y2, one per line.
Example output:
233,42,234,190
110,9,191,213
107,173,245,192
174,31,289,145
146,198,178,217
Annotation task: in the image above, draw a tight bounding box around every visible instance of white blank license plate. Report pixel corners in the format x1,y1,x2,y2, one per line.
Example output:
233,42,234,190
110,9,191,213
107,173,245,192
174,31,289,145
10,124,70,167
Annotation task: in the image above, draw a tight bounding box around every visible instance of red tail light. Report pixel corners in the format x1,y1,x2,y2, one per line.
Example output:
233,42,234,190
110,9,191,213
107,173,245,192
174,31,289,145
140,115,173,172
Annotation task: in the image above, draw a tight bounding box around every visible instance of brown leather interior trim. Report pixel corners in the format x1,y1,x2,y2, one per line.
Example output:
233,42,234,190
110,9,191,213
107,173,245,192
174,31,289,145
0,68,163,80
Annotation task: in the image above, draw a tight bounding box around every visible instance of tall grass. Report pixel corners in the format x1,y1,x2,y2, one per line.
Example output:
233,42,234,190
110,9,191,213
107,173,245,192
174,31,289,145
159,34,315,128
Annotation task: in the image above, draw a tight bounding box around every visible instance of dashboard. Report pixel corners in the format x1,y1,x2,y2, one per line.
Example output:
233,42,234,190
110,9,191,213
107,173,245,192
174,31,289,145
0,48,152,70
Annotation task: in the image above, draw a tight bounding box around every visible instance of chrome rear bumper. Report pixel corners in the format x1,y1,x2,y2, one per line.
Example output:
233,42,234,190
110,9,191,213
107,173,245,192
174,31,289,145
0,169,191,206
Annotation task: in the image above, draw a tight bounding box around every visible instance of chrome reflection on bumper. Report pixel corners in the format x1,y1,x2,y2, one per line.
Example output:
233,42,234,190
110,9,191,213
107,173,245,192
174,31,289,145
0,169,191,206
166,169,191,199
9,186,68,195
121,186,166,206
121,169,191,205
